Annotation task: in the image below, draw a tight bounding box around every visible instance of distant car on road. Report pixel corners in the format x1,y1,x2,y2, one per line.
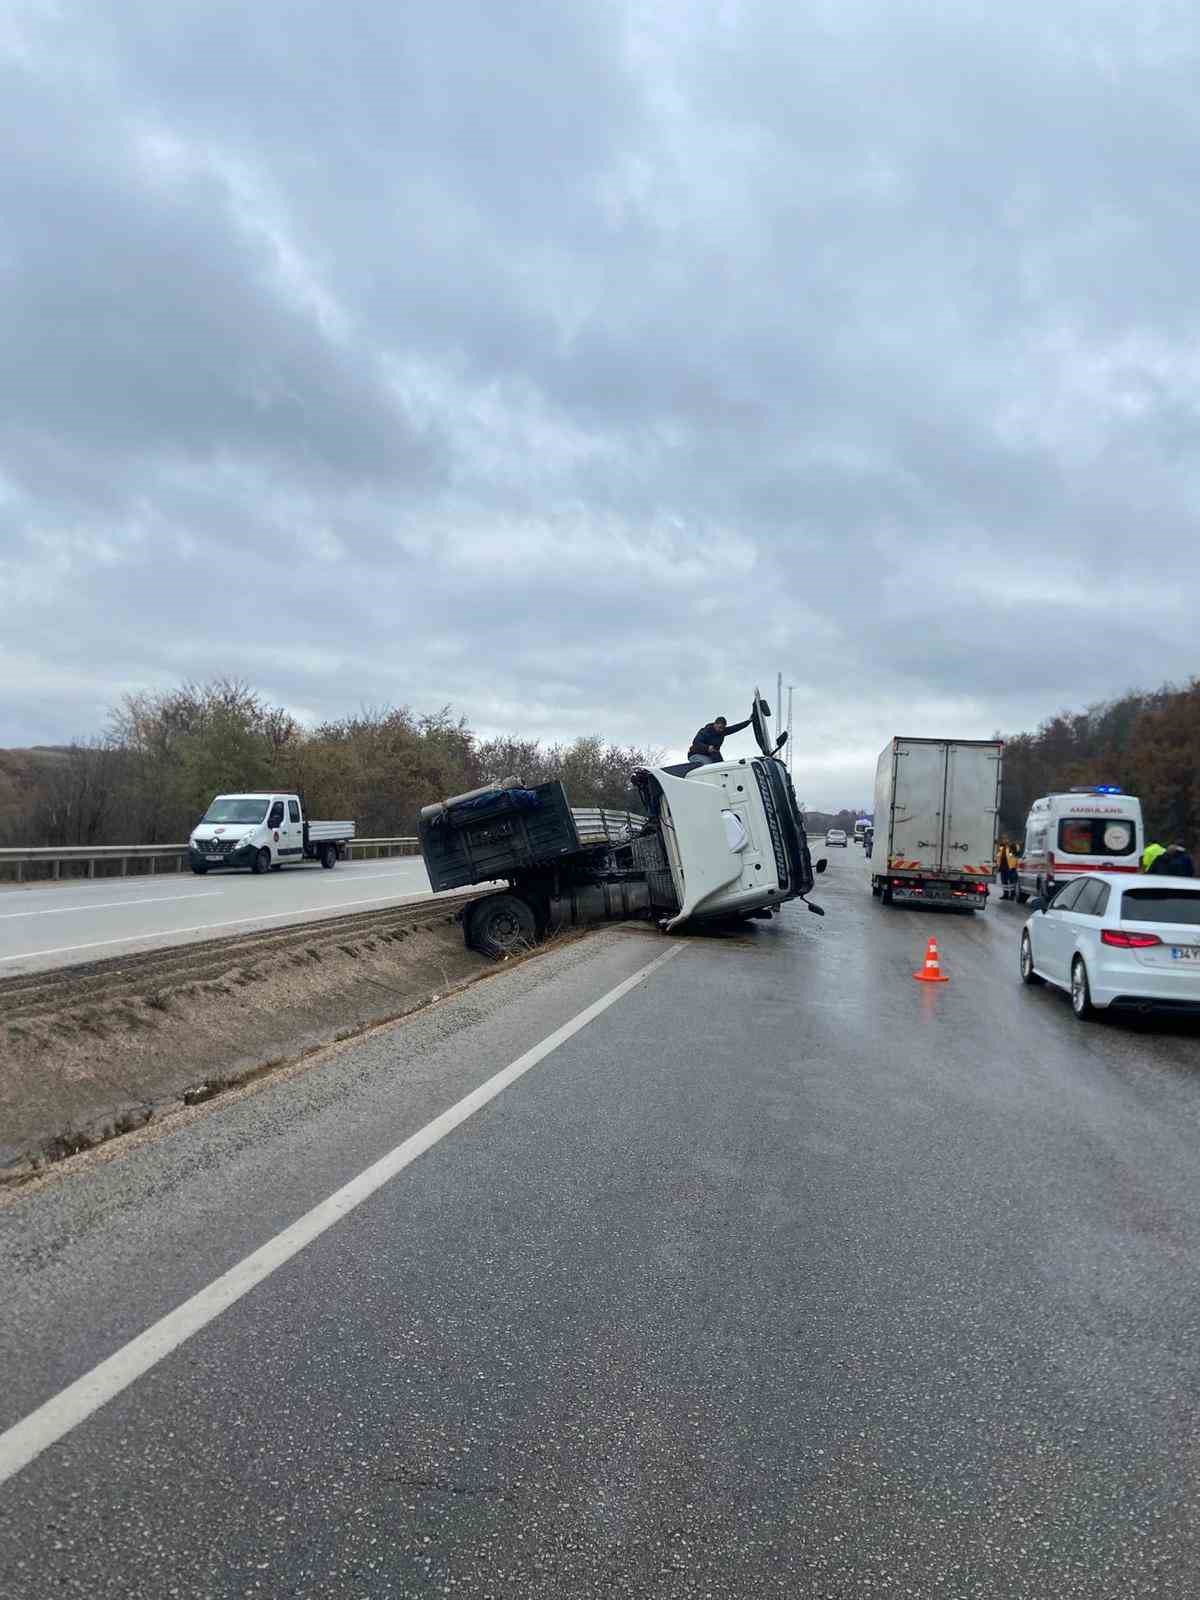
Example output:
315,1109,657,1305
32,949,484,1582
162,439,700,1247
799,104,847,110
825,829,848,847
1020,874,1200,1020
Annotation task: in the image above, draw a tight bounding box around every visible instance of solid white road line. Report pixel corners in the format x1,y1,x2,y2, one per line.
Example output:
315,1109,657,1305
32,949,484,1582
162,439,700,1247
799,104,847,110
0,941,684,1488
0,888,439,964
0,893,223,922
0,864,426,909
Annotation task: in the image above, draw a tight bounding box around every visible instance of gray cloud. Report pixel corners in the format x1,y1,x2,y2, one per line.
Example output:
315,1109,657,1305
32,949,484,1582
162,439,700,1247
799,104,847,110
2,0,1199,804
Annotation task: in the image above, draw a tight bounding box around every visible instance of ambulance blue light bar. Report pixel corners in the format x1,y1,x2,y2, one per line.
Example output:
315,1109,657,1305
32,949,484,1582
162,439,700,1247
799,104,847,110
1069,784,1122,794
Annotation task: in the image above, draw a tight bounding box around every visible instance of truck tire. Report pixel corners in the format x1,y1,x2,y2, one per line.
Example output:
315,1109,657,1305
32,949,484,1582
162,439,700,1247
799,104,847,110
252,847,271,875
466,893,538,957
320,843,337,869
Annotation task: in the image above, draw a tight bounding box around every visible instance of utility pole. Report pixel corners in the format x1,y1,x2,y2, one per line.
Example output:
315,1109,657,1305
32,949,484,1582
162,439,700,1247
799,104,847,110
787,685,794,773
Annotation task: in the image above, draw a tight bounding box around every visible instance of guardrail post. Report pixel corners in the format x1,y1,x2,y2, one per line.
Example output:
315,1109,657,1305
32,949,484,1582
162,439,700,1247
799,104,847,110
52,859,60,881
89,858,96,879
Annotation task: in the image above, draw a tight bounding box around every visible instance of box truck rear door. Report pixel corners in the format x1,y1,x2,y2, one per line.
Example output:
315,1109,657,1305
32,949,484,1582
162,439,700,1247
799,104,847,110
888,741,947,872
944,745,1000,873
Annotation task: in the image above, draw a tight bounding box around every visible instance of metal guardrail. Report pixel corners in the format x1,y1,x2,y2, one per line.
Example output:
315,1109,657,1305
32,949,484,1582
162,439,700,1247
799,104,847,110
0,811,644,884
0,836,420,883
571,807,645,844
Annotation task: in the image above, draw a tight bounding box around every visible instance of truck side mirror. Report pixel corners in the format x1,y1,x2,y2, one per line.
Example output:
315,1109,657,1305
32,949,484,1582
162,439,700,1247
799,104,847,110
815,858,828,873
807,901,825,915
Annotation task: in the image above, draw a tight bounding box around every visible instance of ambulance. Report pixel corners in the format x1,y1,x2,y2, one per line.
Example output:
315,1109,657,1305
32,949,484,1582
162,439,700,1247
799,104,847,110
1016,787,1143,904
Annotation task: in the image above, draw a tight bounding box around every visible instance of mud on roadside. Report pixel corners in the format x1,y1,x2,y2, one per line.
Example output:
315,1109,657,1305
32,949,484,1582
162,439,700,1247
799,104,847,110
1,904,512,1183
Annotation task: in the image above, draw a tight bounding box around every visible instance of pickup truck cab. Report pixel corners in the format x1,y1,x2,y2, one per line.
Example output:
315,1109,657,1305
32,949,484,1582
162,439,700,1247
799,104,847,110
188,793,356,875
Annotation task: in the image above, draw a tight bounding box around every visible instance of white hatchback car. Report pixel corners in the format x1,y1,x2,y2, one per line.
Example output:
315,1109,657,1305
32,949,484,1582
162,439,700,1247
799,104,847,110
825,829,848,846
1020,873,1200,1019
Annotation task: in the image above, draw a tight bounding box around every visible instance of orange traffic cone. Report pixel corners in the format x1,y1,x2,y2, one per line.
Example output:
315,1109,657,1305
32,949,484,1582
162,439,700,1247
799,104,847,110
912,936,949,983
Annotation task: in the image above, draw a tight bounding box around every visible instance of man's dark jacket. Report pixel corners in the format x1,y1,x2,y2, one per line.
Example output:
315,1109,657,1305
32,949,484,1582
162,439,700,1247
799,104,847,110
1151,849,1195,877
688,716,753,758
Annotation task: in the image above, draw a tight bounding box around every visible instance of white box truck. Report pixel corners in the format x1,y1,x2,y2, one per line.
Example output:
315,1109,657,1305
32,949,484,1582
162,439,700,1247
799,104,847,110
870,738,1002,910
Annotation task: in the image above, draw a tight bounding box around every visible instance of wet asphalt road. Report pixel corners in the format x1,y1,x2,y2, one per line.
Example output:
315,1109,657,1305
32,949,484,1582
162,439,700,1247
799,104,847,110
0,858,437,975
2,848,1200,1596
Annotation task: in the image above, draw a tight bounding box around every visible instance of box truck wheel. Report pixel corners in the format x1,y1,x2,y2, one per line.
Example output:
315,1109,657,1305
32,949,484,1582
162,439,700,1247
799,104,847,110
466,893,538,957
320,843,337,869
252,847,271,875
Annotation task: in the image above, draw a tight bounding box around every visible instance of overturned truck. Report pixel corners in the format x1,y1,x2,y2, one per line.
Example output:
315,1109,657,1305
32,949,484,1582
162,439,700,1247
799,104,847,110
419,694,826,956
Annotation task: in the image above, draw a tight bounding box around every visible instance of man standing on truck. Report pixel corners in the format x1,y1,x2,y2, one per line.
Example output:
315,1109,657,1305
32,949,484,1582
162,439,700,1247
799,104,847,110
687,713,754,766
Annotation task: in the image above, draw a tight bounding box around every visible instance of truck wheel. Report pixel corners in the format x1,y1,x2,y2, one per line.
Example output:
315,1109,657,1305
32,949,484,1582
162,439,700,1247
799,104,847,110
467,894,538,957
880,885,893,906
252,847,271,875
320,843,337,869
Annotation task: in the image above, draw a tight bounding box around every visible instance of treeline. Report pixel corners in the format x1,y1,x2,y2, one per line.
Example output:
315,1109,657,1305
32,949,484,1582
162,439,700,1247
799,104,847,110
802,809,863,836
0,679,660,847
4,676,1198,850
999,680,1200,843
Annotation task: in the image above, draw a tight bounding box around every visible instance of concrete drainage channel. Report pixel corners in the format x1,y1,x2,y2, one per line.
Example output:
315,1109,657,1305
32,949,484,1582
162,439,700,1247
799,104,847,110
0,889,516,1185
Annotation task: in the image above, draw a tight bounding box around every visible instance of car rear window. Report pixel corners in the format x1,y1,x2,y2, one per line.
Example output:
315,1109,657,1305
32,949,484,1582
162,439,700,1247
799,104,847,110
1121,888,1200,925
1058,818,1135,856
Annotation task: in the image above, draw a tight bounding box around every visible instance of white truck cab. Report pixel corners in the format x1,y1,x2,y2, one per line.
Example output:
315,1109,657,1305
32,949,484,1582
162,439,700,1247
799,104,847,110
637,701,814,929
1017,787,1142,904
188,793,356,875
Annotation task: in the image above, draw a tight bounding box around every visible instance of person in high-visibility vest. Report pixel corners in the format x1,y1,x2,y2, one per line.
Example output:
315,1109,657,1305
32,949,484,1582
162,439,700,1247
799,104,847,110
1142,841,1167,872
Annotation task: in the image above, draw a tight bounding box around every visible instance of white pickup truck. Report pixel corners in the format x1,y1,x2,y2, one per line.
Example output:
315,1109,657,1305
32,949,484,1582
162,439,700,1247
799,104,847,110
188,792,356,875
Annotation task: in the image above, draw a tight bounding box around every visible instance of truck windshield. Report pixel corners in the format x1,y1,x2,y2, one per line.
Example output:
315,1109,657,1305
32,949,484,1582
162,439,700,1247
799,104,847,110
202,798,269,824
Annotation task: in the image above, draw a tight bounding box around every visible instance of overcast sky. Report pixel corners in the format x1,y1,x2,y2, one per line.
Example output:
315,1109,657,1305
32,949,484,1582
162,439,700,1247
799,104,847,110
2,1,1198,806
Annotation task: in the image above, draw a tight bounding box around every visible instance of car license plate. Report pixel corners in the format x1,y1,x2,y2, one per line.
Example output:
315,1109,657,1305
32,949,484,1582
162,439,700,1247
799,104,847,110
926,882,950,895
206,854,223,863
1170,946,1200,962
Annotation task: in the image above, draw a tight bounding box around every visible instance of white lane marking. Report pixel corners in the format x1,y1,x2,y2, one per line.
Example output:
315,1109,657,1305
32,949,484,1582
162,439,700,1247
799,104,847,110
0,893,223,922
0,865,425,907
0,941,684,1486
0,889,439,964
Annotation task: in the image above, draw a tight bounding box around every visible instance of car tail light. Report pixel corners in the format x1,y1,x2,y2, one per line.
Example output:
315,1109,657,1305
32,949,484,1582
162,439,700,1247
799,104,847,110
975,883,987,893
1101,929,1162,948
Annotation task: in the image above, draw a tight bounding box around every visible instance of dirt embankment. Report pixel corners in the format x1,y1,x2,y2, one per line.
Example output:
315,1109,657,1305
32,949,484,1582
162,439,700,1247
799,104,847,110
1,894,495,1182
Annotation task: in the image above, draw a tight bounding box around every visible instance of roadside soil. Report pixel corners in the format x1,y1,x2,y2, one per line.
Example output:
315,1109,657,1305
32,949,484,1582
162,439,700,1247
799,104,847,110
0,899,497,1181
